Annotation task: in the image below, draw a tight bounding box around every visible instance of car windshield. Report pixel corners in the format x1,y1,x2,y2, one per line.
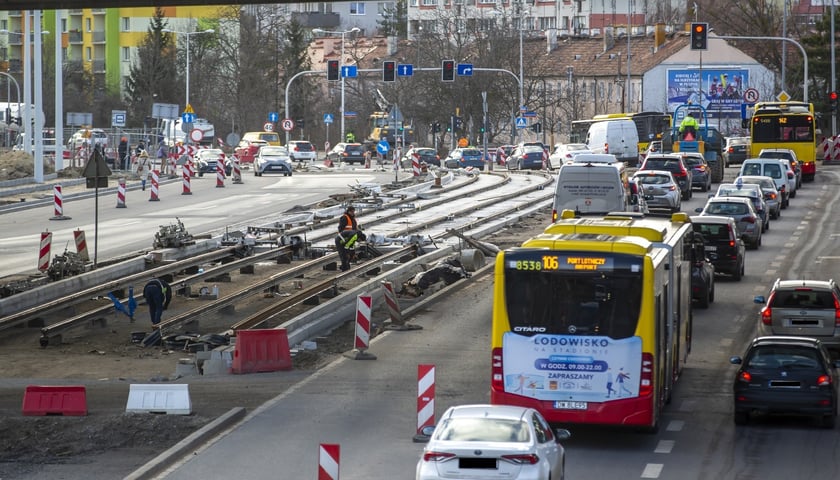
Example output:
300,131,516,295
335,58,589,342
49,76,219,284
707,202,748,215
462,149,481,156
746,346,822,369
293,142,313,151
760,151,792,161
416,149,435,155
644,159,680,170
718,188,758,199
523,146,544,153
693,223,732,241
258,133,280,143
636,174,672,185
434,417,530,443
729,138,749,146
261,147,288,156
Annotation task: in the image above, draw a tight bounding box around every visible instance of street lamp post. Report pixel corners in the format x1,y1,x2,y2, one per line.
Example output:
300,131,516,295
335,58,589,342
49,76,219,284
162,28,214,113
313,27,360,143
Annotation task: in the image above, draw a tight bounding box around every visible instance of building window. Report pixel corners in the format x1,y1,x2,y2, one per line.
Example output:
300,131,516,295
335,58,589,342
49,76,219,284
421,0,437,5
86,18,91,32
0,20,6,31
350,2,366,14
410,0,418,5
122,46,130,62
86,46,91,61
377,2,389,14
122,17,129,31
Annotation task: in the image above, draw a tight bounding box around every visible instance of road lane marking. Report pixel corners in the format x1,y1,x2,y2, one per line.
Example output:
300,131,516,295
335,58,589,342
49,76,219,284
654,440,675,454
666,420,684,432
641,463,664,478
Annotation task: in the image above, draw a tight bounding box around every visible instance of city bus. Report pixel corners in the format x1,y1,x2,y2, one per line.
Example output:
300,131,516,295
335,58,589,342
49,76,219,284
570,112,671,155
749,101,817,181
490,211,694,431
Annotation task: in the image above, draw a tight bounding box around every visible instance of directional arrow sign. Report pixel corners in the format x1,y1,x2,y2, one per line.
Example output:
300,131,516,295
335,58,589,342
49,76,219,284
342,66,358,78
457,64,473,76
398,64,413,77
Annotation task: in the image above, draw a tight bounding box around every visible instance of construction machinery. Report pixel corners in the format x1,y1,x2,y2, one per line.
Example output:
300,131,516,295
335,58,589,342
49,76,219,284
363,89,414,153
669,104,725,183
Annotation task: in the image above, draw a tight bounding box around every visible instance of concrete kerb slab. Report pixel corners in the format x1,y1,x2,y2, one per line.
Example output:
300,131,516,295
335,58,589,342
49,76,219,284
123,406,247,480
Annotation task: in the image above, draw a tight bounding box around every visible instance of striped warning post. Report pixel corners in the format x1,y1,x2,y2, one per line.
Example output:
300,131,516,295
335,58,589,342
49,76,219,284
412,155,421,177
216,160,225,188
168,155,177,177
73,229,89,262
50,184,70,220
318,443,340,480
182,166,192,195
413,364,436,441
382,281,422,331
823,137,832,162
833,138,840,162
345,295,376,360
232,158,243,184
38,231,51,272
149,170,160,201
542,150,548,170
116,177,127,208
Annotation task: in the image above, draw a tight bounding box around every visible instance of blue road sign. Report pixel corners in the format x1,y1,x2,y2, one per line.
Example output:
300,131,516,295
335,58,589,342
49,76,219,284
268,112,279,123
515,117,528,129
457,64,473,76
741,103,754,120
342,66,358,78
398,64,413,77
522,111,537,118
324,113,334,124
181,112,195,123
377,139,390,155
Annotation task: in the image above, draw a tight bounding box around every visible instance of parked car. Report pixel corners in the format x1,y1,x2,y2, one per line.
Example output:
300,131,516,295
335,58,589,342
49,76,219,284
695,196,762,249
415,404,571,480
548,142,590,169
754,279,840,352
326,142,366,165
639,154,693,200
688,231,715,308
401,147,440,168
193,148,231,176
254,146,292,176
735,175,781,220
690,215,746,280
713,182,769,232
233,138,269,165
632,170,682,213
681,152,712,192
723,136,750,166
730,336,838,427
68,128,109,150
507,145,546,170
286,140,317,165
759,148,802,189
444,147,484,169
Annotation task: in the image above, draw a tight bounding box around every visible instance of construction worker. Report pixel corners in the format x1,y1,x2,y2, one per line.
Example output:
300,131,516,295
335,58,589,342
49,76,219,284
143,278,172,327
335,206,365,271
345,131,356,143
679,112,699,140
118,137,129,170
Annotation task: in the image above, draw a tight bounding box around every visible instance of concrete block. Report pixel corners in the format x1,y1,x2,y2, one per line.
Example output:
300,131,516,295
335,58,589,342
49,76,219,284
125,384,192,415
174,358,199,377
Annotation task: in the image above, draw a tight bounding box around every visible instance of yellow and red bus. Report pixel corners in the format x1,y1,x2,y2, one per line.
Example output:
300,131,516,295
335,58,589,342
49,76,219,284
749,101,817,181
490,211,694,431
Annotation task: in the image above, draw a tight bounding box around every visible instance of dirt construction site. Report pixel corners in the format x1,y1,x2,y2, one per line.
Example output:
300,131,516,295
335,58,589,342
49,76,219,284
0,150,553,479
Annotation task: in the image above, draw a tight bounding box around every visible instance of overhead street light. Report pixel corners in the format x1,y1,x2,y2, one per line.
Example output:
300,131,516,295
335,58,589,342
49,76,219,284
162,28,215,112
313,27,360,143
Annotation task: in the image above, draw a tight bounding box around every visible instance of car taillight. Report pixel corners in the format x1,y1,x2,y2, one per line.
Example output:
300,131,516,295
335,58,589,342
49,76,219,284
818,375,832,386
639,353,654,397
738,371,752,383
761,306,772,325
674,169,687,178
423,451,455,462
834,294,840,326
492,347,504,390
767,193,776,200
728,147,734,153
697,165,706,172
604,143,609,154
668,185,677,191
501,454,540,465
742,216,755,224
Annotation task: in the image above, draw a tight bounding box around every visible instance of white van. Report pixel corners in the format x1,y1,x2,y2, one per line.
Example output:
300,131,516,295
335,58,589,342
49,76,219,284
738,158,792,208
552,162,628,220
585,119,639,166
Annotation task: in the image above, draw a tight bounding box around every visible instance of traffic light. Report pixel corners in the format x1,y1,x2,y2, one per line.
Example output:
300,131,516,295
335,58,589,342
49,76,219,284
531,122,542,134
690,22,708,51
297,118,305,129
433,121,441,133
831,91,838,112
383,61,396,82
453,116,463,131
4,108,10,125
442,60,455,82
327,60,340,81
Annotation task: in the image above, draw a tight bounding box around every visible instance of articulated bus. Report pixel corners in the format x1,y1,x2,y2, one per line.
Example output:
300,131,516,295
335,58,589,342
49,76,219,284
490,211,694,431
749,101,817,181
570,112,671,154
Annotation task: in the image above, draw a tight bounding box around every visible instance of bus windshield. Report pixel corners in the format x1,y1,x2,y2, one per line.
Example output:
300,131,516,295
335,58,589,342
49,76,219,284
752,115,814,143
503,252,642,339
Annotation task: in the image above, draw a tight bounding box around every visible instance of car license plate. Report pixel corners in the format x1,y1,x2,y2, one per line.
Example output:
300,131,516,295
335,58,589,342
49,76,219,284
554,401,587,410
705,246,717,251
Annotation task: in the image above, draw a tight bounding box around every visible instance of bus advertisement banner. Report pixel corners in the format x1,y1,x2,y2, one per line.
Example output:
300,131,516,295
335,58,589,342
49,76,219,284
501,333,642,402
667,68,750,114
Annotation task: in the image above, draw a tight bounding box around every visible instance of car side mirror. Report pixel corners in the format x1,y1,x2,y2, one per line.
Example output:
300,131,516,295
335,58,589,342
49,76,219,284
694,207,703,213
554,428,572,442
754,295,766,304
730,356,743,365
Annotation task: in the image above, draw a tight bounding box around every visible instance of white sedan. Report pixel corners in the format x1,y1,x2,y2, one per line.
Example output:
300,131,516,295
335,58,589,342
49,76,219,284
416,404,571,480
254,146,293,177
548,143,590,169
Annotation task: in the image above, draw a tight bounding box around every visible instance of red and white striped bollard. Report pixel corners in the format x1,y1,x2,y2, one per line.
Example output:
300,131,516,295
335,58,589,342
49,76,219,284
232,158,243,184
412,155,420,177
73,229,89,262
38,231,52,272
116,177,127,208
346,294,376,360
182,162,192,195
149,170,160,201
413,364,436,441
318,443,340,480
216,159,225,188
50,184,70,220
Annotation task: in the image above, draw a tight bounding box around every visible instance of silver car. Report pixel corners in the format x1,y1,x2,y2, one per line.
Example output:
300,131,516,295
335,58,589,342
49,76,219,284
754,279,840,352
735,175,781,220
254,146,293,177
695,196,763,249
632,170,682,213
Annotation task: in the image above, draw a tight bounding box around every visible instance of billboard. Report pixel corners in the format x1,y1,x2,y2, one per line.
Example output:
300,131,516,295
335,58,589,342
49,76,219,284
667,68,750,114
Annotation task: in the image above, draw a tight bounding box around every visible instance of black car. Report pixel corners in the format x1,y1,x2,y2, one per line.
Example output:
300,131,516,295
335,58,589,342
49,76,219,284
639,154,693,200
724,137,750,166
730,336,839,428
326,142,366,165
689,215,746,280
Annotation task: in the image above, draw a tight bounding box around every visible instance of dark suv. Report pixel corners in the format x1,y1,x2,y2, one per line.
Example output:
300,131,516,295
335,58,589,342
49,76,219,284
754,279,840,351
639,154,693,200
690,215,746,280
730,336,839,427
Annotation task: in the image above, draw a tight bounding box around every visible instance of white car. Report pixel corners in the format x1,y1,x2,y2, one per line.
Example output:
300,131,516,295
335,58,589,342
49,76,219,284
254,146,293,177
286,140,317,164
548,143,590,169
416,404,571,480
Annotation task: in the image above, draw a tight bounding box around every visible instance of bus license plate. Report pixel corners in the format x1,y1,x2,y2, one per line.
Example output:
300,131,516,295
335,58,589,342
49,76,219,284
554,401,587,410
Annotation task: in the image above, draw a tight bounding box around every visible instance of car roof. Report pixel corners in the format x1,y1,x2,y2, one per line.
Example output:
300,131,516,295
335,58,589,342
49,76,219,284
708,196,752,204
690,215,736,225
633,169,675,179
442,404,530,422
750,336,823,349
775,279,835,289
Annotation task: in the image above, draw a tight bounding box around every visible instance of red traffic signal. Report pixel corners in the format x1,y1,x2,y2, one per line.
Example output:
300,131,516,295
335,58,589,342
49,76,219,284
830,91,838,102
327,60,340,81
442,60,455,82
383,60,396,82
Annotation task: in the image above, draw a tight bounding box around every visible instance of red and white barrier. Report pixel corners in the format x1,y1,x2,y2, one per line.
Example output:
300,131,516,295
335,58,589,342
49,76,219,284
823,137,832,162
232,158,243,184
168,156,177,177
149,170,160,202
182,165,192,195
347,294,376,360
381,281,402,324
38,231,51,272
216,160,225,188
318,443,340,480
50,184,70,220
833,137,840,163
412,155,421,177
116,177,127,208
73,229,89,262
415,364,436,438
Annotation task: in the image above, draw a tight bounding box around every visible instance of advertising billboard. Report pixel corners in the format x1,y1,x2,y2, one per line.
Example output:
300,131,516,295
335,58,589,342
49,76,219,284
667,68,750,114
